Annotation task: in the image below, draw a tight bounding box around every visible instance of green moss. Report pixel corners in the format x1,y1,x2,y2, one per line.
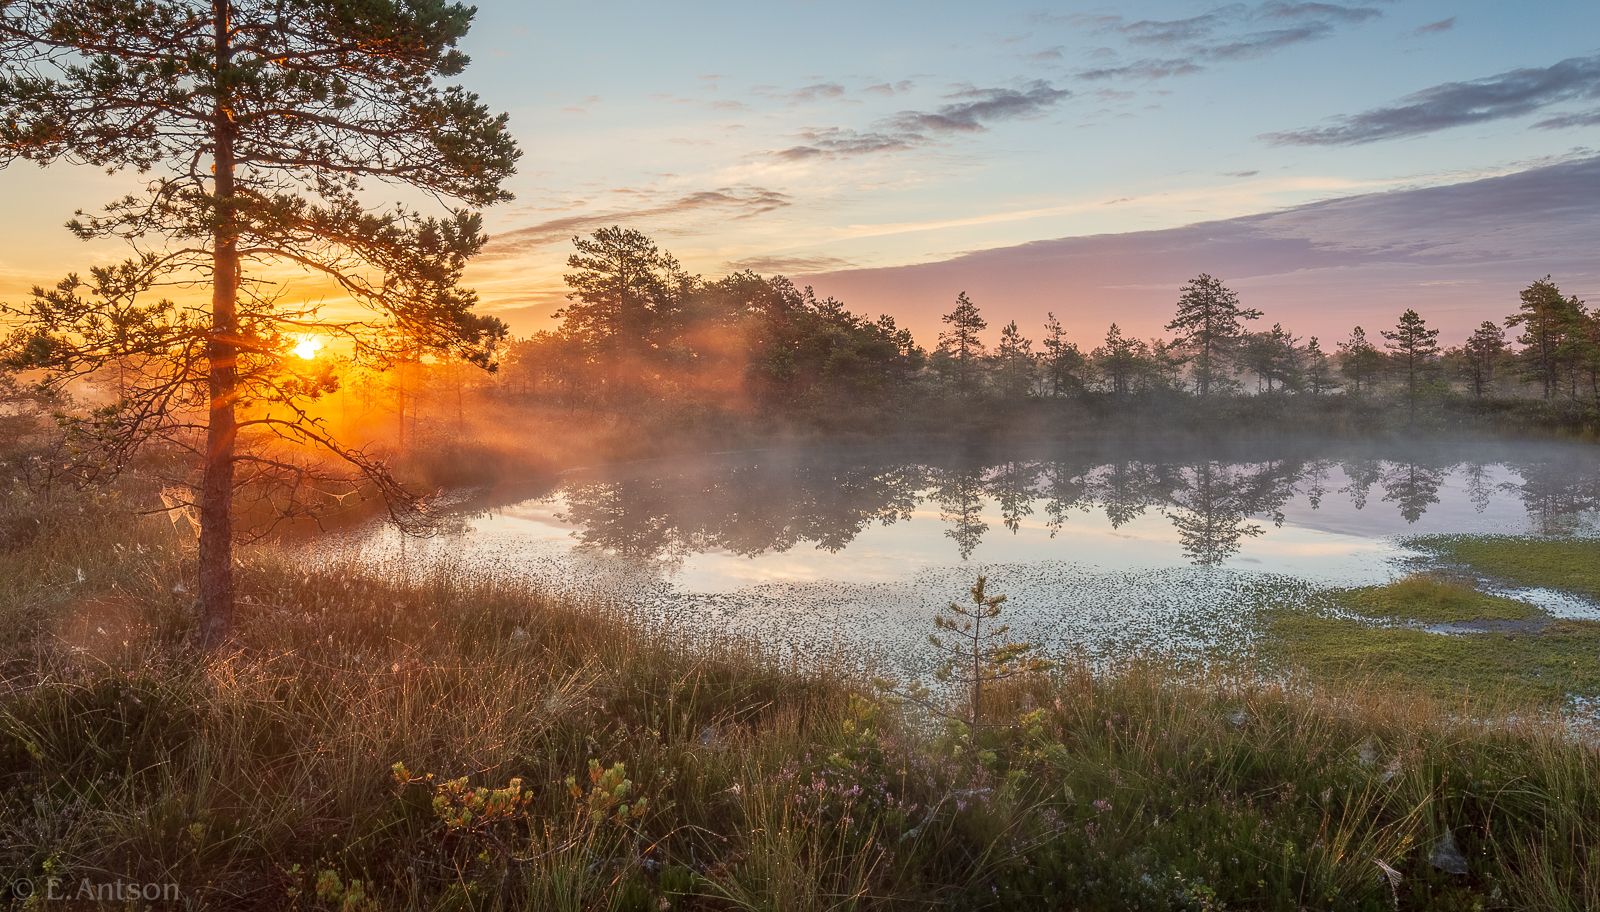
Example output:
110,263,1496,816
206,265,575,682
1261,609,1600,707
1336,573,1544,623
1407,535,1600,601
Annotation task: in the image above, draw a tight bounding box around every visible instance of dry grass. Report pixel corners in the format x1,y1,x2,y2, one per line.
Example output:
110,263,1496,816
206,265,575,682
2,485,1598,910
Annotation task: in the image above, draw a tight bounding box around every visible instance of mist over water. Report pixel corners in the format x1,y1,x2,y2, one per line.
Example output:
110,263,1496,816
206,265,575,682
329,435,1600,669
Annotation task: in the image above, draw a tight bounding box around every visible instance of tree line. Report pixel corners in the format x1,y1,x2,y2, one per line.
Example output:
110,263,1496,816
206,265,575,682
497,229,1600,418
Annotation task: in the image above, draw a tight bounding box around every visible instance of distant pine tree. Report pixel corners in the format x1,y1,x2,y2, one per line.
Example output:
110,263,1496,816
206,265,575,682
938,292,988,398
1383,309,1441,422
1165,274,1261,397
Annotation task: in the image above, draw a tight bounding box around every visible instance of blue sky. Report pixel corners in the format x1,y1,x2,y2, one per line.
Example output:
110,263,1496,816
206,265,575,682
2,1,1597,343
446,0,1600,338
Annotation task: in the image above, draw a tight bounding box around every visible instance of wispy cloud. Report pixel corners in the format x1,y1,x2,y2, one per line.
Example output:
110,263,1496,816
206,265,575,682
774,128,919,161
1265,53,1600,145
754,82,848,104
1079,58,1205,81
484,187,791,256
774,80,1070,160
885,82,1070,134
1069,1,1381,81
1535,108,1600,130
726,254,857,274
1412,16,1456,36
863,80,916,97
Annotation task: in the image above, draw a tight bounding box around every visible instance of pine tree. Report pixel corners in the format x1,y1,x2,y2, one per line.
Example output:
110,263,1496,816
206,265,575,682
1337,326,1384,395
1383,309,1441,421
1506,277,1584,400
1092,323,1149,397
1302,337,1334,395
558,227,692,398
929,575,1051,742
1462,321,1507,399
0,0,519,646
1242,323,1299,393
1040,311,1087,397
938,292,988,398
993,320,1036,400
1165,273,1261,397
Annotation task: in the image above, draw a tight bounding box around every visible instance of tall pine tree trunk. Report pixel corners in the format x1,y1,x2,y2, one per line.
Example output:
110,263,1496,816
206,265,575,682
199,0,238,648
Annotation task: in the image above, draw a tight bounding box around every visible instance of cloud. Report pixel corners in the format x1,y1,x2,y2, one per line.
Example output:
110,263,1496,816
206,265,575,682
1265,53,1600,145
1535,108,1600,130
726,254,857,274
754,82,848,103
1118,9,1232,46
484,187,791,257
801,156,1600,346
1203,23,1335,60
774,128,920,161
863,80,915,97
1412,16,1456,36
1078,58,1205,81
775,81,1070,160
1069,1,1381,81
885,81,1070,134
1258,2,1381,24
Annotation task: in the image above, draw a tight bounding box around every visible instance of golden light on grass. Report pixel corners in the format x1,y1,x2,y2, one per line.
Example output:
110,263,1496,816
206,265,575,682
290,333,325,360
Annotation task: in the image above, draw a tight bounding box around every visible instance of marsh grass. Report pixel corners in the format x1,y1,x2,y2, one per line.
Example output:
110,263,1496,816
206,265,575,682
2,487,1599,909
1337,574,1545,624
1407,535,1600,601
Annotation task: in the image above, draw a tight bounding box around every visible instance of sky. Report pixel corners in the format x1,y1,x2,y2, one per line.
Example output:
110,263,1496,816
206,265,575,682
1,0,1598,346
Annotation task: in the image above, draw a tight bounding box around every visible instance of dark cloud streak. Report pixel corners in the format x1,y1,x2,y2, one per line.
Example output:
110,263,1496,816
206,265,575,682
1069,2,1381,82
1265,54,1600,145
775,80,1070,160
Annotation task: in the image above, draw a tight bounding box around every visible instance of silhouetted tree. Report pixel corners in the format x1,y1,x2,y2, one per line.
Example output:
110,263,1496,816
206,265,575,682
1242,322,1299,393
1165,274,1260,397
558,227,692,397
938,292,988,398
1337,326,1384,396
1580,311,1600,401
993,320,1036,400
0,0,518,645
1149,339,1188,390
1040,312,1088,397
1506,276,1584,400
1302,337,1334,395
1461,321,1507,399
1383,309,1441,422
1092,323,1148,397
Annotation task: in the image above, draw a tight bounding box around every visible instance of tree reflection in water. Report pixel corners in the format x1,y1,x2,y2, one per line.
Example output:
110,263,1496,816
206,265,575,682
543,443,1600,568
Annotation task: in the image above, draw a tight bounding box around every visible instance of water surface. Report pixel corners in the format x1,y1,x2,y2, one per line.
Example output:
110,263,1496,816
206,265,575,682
332,437,1600,668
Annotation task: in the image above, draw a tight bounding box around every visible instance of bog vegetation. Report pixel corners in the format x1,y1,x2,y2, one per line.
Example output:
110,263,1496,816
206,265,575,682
2,491,1599,910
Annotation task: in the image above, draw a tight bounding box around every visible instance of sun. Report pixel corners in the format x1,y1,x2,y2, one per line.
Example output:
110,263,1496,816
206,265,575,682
290,334,325,360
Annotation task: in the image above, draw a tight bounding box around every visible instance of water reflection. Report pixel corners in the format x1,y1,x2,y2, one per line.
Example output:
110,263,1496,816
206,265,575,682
535,441,1600,568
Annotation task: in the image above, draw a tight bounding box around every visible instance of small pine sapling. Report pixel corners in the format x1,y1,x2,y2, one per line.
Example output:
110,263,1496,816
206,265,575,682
929,575,1053,744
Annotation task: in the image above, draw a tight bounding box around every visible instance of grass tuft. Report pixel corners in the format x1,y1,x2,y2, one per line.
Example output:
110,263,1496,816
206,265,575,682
1337,573,1545,624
